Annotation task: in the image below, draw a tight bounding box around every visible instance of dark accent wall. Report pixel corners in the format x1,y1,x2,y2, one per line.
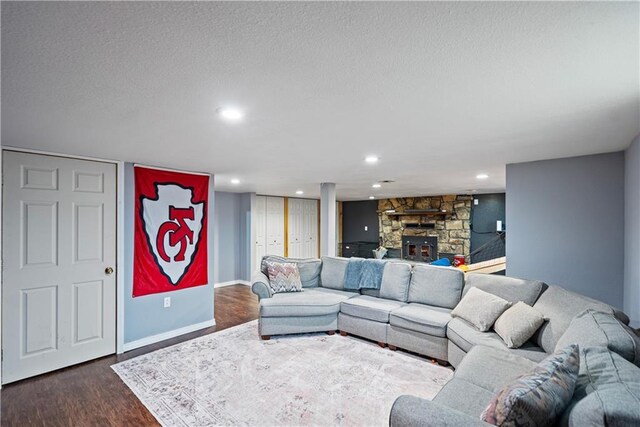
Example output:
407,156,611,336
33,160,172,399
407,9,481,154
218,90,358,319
506,152,625,309
342,200,379,243
470,193,505,263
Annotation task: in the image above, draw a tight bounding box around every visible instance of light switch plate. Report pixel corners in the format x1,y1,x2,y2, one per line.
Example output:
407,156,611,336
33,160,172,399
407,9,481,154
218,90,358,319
474,199,479,205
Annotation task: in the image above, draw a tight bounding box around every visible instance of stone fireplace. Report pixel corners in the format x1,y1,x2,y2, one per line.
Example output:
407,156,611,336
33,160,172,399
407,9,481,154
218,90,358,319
379,195,472,258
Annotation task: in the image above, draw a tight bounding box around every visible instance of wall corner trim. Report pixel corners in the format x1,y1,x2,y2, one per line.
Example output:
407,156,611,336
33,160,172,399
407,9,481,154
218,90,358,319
121,318,216,353
214,280,251,288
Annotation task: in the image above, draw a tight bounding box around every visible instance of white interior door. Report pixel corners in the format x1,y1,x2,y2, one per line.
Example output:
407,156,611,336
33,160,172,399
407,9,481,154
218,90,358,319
2,151,117,384
287,198,302,258
254,195,267,269
303,199,319,258
265,196,284,256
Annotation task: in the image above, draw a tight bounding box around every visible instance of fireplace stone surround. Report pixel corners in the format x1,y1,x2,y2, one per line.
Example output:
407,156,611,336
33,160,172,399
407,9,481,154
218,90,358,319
378,195,472,257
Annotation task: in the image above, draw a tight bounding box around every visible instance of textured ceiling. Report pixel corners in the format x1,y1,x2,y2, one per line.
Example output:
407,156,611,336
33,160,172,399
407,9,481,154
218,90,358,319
2,1,639,200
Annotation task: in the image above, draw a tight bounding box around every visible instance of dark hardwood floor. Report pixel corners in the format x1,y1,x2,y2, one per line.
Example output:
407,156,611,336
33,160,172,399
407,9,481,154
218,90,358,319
0,284,259,426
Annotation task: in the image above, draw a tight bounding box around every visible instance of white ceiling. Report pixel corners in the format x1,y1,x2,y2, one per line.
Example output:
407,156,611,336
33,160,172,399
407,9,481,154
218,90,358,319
2,1,639,200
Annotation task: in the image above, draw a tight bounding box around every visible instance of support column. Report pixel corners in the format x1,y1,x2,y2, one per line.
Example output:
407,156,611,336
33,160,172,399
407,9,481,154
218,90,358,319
320,183,337,257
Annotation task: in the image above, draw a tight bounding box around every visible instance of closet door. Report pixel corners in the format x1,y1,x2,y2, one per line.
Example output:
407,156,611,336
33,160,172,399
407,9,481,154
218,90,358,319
306,199,319,258
287,198,303,258
254,196,267,269
266,196,285,256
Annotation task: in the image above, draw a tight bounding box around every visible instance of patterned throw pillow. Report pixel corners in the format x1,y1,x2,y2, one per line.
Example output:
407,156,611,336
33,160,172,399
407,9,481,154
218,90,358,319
481,344,580,427
265,261,302,294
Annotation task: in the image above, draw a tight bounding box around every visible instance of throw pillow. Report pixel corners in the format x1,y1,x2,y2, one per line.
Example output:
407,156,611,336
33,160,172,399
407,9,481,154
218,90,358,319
555,309,640,366
451,287,511,331
481,344,580,427
264,261,302,294
494,302,546,348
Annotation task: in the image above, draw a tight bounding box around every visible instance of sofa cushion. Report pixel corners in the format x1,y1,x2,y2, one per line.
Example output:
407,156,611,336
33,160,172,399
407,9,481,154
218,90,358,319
454,345,537,392
408,264,464,309
494,302,546,349
320,256,349,290
312,287,359,298
389,303,452,338
555,309,640,366
379,262,412,302
533,285,620,353
260,288,355,317
447,317,548,362
261,255,322,288
463,274,544,306
264,260,303,293
340,295,406,323
433,378,496,419
451,287,511,332
481,345,580,426
561,346,640,426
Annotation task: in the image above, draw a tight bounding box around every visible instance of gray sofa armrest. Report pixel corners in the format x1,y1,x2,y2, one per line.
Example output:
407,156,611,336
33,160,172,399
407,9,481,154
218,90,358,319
251,271,272,301
390,395,490,427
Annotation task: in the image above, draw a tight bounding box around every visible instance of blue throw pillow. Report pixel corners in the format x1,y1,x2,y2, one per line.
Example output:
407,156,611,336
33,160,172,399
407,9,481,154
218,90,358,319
430,258,451,267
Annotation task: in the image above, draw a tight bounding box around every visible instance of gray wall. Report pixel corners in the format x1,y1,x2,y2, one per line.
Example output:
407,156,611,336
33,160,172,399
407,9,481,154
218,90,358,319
342,200,379,243
625,136,640,326
506,152,625,309
212,191,252,284
124,163,215,344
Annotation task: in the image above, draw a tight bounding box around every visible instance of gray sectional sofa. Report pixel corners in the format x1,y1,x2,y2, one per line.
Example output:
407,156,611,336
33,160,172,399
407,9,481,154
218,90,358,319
252,255,640,426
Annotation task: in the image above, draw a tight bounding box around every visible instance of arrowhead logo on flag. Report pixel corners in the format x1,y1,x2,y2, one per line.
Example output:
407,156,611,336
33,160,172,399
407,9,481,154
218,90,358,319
141,184,205,285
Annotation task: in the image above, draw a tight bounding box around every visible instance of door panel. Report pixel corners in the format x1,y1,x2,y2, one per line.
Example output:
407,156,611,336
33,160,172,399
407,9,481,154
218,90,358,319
73,280,104,344
73,203,104,263
22,285,58,355
2,151,117,384
254,196,267,269
21,165,58,190
265,196,284,256
22,201,58,268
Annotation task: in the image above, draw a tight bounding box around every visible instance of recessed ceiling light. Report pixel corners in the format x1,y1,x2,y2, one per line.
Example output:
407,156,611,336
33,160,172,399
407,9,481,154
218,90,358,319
476,174,489,180
296,190,304,195
231,178,240,184
365,155,379,164
369,196,375,200
372,183,382,188
218,107,244,122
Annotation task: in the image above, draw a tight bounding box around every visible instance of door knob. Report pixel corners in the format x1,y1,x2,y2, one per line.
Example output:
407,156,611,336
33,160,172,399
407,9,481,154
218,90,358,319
105,267,114,275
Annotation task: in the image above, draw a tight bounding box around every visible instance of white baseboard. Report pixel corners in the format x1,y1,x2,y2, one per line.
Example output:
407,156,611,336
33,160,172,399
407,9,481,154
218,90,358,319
122,318,216,352
214,280,250,288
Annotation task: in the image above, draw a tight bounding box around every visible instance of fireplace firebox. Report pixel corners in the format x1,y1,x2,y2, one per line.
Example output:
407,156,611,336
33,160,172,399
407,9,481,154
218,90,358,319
402,236,437,263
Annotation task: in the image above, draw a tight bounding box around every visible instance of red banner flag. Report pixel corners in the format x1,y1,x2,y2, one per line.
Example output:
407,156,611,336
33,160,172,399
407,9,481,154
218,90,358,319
133,166,209,297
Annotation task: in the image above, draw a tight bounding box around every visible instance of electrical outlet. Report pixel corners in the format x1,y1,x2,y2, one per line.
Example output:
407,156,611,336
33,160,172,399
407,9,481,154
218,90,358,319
496,220,503,232
164,297,171,308
364,225,368,231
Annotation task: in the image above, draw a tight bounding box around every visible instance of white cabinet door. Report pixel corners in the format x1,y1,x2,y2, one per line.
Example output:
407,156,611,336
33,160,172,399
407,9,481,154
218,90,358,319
287,198,303,258
265,196,284,256
2,151,117,384
308,199,320,258
254,196,267,270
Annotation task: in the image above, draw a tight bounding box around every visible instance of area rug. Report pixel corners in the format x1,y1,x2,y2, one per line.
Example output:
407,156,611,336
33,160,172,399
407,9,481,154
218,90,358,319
112,320,453,426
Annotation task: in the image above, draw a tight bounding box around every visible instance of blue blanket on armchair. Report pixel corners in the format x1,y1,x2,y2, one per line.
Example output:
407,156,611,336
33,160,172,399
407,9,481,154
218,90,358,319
344,258,387,290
